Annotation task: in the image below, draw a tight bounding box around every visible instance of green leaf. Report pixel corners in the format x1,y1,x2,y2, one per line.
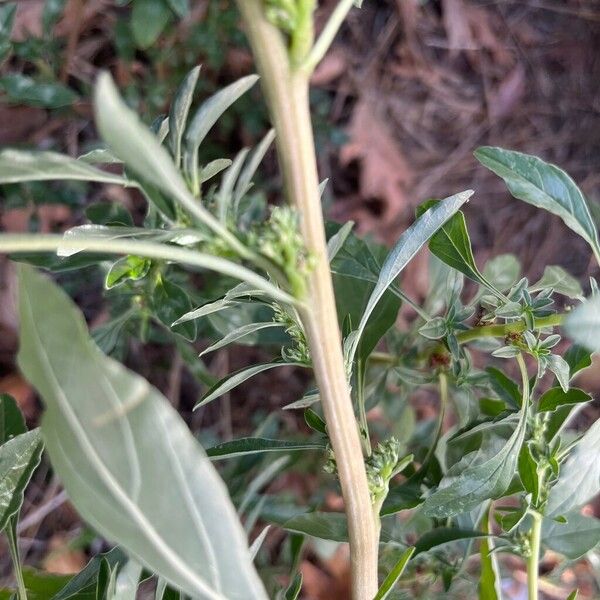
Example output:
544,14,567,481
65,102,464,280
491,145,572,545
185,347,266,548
152,277,197,342
474,147,600,263
542,512,600,559
518,444,539,503
0,394,26,443
565,297,600,353
234,129,276,208
0,3,17,62
538,387,591,412
52,548,125,600
327,221,354,262
196,362,308,409
282,512,348,542
112,560,142,600
417,200,499,295
217,148,249,222
17,266,268,600
186,75,259,155
531,265,583,299
284,573,302,600
304,408,327,434
86,202,133,227
0,429,43,533
423,400,528,518
347,190,472,365
485,367,521,409
373,547,414,600
0,74,77,108
168,66,201,164
131,0,172,48
105,256,151,289
200,322,282,356
199,159,232,184
0,150,131,186
414,528,487,555
547,418,600,517
205,438,325,460
93,73,220,234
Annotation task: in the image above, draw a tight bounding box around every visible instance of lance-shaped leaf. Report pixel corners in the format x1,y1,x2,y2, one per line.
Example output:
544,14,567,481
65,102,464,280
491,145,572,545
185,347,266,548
0,394,26,443
196,361,309,409
206,438,325,460
93,73,222,235
0,150,131,186
417,200,502,297
475,147,600,263
168,65,200,163
200,322,283,356
17,266,267,600
373,547,414,600
217,148,249,223
423,399,528,518
185,75,259,154
564,297,600,353
531,265,583,299
346,190,473,365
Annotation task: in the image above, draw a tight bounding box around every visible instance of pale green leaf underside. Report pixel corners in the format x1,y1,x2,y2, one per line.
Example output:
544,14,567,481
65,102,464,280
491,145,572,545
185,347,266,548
564,298,600,353
0,150,130,186
475,147,600,262
17,266,267,600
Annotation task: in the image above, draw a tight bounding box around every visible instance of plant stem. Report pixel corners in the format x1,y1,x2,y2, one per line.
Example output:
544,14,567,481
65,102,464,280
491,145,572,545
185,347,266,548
369,312,568,365
234,3,379,597
6,519,27,600
527,509,542,600
300,0,356,74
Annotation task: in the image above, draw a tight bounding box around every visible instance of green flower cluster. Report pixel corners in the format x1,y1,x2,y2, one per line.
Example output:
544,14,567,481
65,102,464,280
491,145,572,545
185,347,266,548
249,206,315,298
272,302,310,364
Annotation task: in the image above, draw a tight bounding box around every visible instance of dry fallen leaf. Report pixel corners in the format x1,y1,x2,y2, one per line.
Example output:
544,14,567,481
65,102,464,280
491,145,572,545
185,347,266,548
340,98,413,231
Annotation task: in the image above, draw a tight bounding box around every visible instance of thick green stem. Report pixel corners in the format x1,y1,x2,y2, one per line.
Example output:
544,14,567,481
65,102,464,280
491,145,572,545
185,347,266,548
234,2,379,598
527,510,542,600
6,520,27,600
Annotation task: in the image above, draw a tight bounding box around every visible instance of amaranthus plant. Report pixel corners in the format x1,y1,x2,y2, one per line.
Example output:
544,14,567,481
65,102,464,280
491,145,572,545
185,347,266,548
1,2,600,599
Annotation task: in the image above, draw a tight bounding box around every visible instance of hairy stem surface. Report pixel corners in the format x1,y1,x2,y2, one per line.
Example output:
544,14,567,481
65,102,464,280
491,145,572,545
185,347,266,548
234,2,379,597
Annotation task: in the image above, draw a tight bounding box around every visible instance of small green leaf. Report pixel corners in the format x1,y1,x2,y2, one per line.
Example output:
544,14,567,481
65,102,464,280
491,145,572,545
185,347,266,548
0,429,43,533
105,255,151,289
282,512,348,542
565,297,600,353
417,200,500,295
304,408,327,434
131,0,172,48
414,528,487,555
0,150,130,186
199,159,232,184
538,387,591,412
486,367,521,409
418,316,447,340
168,65,201,164
196,362,309,409
186,75,259,156
217,148,249,222
373,547,414,600
475,147,600,263
152,277,197,341
327,221,354,262
0,74,77,108
284,573,302,600
518,444,539,503
86,202,133,227
206,438,324,460
200,322,282,356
